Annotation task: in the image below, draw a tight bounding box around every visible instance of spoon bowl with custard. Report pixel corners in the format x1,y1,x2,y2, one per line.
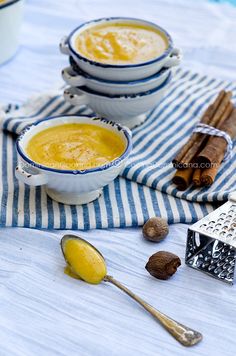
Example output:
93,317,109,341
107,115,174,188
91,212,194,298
60,17,181,81
61,234,203,347
15,115,132,205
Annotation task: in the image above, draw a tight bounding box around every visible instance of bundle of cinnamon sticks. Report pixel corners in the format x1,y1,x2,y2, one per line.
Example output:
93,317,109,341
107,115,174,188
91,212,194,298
172,90,236,190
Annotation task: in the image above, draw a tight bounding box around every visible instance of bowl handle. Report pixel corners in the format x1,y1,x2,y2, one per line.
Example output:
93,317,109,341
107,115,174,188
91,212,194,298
64,87,89,106
59,36,70,55
61,67,87,87
15,163,48,186
165,48,182,68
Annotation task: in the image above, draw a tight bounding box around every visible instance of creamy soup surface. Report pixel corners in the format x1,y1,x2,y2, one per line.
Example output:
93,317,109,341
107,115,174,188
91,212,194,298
26,123,126,170
75,22,168,65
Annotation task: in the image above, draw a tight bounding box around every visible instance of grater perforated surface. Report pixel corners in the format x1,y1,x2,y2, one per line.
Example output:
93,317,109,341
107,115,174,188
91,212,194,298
185,198,236,284
189,201,236,248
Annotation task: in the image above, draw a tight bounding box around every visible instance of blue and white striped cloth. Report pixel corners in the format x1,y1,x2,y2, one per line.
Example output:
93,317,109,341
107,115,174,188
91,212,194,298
1,68,235,229
122,69,236,202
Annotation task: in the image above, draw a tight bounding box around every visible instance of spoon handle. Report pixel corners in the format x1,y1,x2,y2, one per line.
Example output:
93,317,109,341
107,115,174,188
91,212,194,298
104,275,202,347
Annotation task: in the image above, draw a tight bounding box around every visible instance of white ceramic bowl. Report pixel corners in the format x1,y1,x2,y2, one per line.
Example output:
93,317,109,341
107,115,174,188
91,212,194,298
59,17,181,81
64,72,171,128
0,0,24,65
15,115,132,205
61,57,171,95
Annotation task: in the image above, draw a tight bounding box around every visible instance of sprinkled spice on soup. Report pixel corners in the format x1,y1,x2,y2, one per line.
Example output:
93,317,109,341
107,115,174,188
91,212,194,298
26,123,126,170
75,22,168,65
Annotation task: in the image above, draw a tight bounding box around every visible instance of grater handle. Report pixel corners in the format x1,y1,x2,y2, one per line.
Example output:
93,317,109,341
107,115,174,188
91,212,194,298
229,192,236,202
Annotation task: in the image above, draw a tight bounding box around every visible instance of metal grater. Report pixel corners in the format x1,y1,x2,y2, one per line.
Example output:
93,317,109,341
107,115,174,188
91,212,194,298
185,193,236,284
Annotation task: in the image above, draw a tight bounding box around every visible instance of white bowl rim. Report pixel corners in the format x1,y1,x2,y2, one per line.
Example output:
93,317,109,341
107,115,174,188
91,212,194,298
68,56,170,85
68,17,174,69
72,71,172,99
0,0,21,10
16,115,132,175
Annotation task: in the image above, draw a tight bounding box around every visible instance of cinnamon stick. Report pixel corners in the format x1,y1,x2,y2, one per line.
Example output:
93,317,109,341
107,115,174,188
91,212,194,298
215,101,234,129
201,165,221,186
193,102,233,184
205,91,232,127
172,168,193,190
172,90,226,168
179,91,232,166
192,168,202,186
196,108,236,171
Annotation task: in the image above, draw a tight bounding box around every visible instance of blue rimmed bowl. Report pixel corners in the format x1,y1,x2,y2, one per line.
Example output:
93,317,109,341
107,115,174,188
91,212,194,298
61,56,171,95
64,72,172,128
59,17,181,81
0,0,24,65
15,115,132,205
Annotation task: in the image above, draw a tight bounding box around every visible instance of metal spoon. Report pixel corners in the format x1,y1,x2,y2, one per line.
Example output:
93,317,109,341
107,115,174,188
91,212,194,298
61,235,203,347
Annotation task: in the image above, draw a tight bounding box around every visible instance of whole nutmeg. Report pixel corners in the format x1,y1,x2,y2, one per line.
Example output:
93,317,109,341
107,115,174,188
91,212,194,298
145,251,181,280
142,217,169,242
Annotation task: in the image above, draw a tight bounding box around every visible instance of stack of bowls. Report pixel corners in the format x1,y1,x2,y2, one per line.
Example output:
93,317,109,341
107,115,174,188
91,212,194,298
60,17,182,128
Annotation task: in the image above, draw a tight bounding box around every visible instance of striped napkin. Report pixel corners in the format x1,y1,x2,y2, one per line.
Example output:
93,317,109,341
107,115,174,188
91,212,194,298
123,70,236,202
2,68,234,230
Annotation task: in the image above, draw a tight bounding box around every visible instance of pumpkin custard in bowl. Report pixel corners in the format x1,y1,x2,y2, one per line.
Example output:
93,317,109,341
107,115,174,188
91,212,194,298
60,17,181,81
26,123,125,171
15,115,132,205
75,22,168,65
